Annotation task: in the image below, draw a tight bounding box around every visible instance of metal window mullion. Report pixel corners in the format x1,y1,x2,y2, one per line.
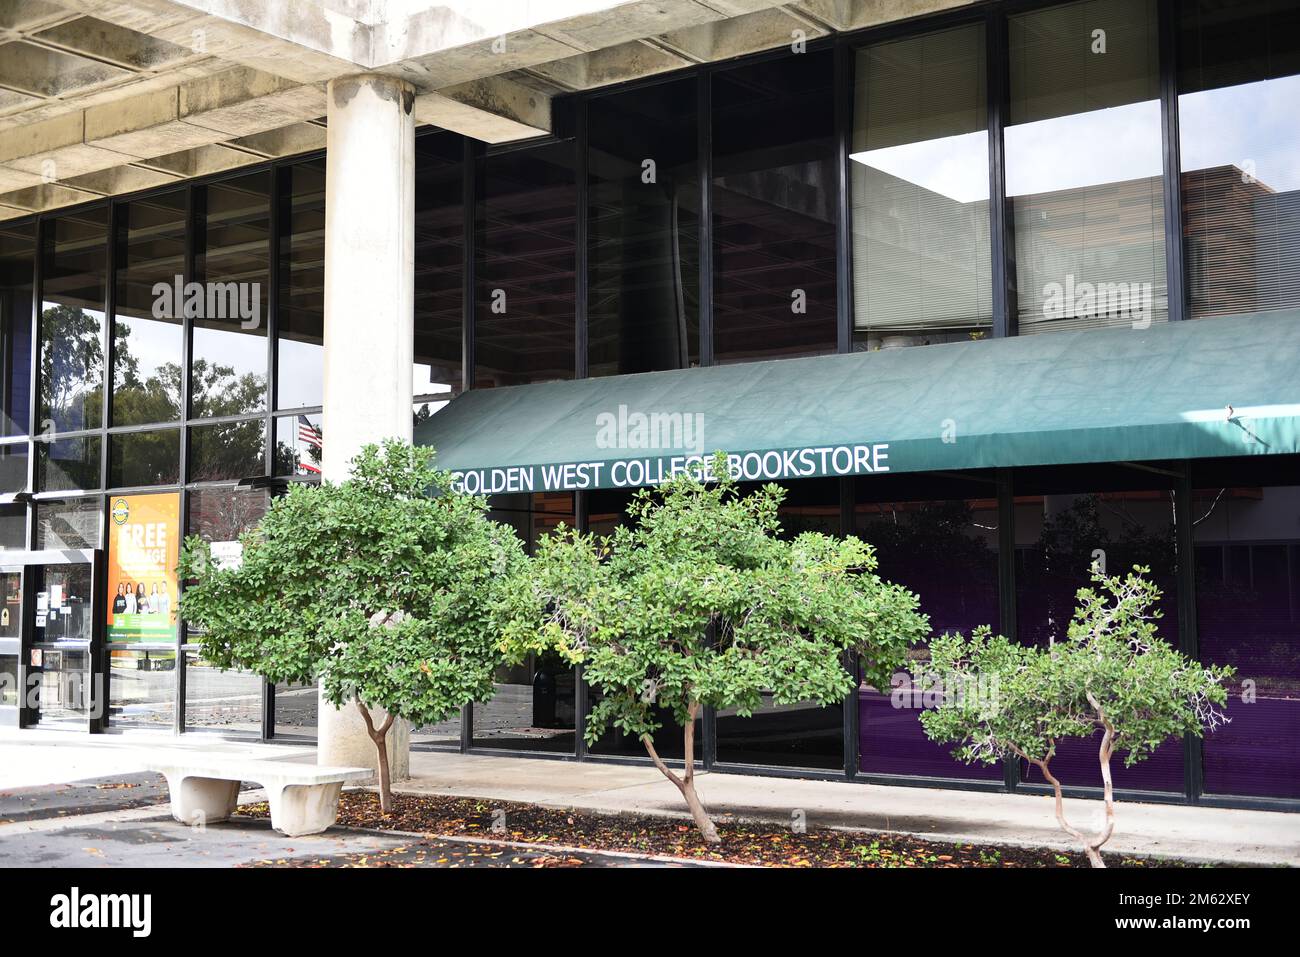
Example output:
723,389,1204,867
835,40,853,355
264,165,282,480
175,183,197,733
998,466,1018,791
575,101,589,380
462,138,478,391
26,217,42,530
987,9,1016,338
1158,0,1187,322
1175,466,1202,801
697,71,713,367
840,476,858,776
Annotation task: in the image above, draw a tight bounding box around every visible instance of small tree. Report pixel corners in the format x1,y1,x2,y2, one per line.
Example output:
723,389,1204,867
919,567,1233,867
179,440,524,811
502,453,928,843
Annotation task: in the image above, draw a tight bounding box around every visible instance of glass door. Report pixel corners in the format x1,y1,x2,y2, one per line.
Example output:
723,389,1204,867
18,548,104,732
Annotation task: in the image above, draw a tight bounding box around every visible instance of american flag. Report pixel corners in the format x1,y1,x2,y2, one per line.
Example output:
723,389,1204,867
297,415,322,474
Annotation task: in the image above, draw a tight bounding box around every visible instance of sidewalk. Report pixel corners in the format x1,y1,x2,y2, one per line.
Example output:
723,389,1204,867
2,729,1296,865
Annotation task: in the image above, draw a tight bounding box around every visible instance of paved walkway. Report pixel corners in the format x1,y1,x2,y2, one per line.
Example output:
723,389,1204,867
2,728,1296,865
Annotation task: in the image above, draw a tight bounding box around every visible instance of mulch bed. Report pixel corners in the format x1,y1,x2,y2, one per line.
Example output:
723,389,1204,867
239,790,1196,868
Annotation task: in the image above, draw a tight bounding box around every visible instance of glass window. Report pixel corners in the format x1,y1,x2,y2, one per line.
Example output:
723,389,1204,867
184,649,261,736
108,429,181,487
40,208,108,434
475,492,576,753
1007,0,1168,334
0,221,34,437
0,503,24,549
853,471,1004,780
1014,465,1183,792
1191,457,1300,800
186,485,270,543
277,160,324,410
112,192,185,426
712,50,837,363
109,648,177,730
189,419,266,482
414,132,464,421
36,435,101,493
0,442,27,495
475,142,576,387
588,77,700,376
273,412,322,478
852,24,992,350
273,680,318,743
35,498,101,550
192,172,269,419
1178,0,1300,322
716,479,845,770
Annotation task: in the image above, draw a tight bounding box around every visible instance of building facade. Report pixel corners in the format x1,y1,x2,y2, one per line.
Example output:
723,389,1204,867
0,0,1297,808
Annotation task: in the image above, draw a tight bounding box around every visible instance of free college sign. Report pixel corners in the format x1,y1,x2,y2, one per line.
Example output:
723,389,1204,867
107,492,180,642
450,444,891,495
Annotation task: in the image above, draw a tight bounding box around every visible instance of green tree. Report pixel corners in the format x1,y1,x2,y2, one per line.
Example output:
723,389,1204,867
918,567,1233,867
502,453,928,843
179,440,525,811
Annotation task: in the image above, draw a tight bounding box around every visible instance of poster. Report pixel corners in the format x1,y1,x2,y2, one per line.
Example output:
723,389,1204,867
107,492,180,642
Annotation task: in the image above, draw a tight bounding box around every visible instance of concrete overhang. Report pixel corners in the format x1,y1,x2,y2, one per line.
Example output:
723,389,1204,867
0,0,982,215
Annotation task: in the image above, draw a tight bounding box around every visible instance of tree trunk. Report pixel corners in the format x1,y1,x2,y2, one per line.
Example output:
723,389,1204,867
356,700,396,814
1015,744,1109,868
641,701,720,844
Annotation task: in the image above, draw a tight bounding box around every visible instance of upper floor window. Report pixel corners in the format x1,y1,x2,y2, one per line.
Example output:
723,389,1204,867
1178,0,1300,323
1007,0,1168,334
851,22,992,350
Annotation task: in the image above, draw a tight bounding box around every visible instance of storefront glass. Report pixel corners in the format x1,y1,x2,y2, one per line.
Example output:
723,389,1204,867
0,221,34,437
712,50,837,362
112,191,185,426
716,479,845,770
192,171,269,419
852,22,992,350
413,131,464,419
854,472,1003,780
1015,465,1183,792
1007,0,1168,334
277,159,325,410
40,208,108,435
588,76,700,376
474,492,576,752
1178,0,1300,323
474,142,576,388
1192,458,1300,800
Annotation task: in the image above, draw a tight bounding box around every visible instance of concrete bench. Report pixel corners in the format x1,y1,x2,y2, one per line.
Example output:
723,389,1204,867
145,759,371,837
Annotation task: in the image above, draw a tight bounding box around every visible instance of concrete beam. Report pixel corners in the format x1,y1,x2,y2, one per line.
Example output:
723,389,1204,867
659,5,830,62
414,74,551,143
790,0,977,31
529,37,695,90
0,39,134,97
62,161,182,194
131,139,262,176
31,15,197,71
0,180,102,210
230,121,326,158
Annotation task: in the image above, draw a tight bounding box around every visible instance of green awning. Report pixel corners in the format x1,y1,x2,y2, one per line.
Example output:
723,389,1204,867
414,313,1300,494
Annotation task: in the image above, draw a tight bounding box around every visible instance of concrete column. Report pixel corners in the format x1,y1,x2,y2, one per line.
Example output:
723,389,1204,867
317,73,415,779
